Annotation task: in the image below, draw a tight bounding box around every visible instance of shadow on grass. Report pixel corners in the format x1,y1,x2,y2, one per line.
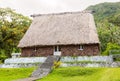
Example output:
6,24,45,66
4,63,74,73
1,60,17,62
54,67,100,77
115,80,120,81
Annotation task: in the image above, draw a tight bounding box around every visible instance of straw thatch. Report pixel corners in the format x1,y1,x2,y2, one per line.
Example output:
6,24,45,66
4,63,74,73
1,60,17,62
18,11,100,48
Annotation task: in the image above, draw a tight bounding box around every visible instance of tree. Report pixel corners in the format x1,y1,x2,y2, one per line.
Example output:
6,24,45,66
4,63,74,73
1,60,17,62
0,8,31,60
102,43,120,55
87,2,120,53
108,14,120,27
97,20,120,52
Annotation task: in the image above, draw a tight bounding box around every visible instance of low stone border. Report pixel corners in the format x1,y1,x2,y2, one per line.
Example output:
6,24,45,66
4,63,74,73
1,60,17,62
1,56,120,68
1,63,41,68
0,64,3,68
5,57,46,64
60,63,115,67
61,56,113,63
1,57,46,68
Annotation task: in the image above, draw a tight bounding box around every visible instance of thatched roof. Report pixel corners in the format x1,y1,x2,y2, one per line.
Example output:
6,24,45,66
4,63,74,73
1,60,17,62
18,11,100,48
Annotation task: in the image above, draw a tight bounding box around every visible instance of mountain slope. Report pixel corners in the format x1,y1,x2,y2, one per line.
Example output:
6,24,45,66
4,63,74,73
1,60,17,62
86,2,120,22
86,2,120,54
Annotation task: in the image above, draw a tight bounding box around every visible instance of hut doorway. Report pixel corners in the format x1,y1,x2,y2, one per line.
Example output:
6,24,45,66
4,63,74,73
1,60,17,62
54,46,61,56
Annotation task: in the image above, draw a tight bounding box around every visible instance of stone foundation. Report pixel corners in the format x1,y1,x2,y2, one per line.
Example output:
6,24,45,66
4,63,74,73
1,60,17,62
1,56,119,68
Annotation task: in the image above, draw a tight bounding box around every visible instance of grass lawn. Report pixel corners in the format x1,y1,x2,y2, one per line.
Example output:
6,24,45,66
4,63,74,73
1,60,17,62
0,68,35,81
37,67,120,81
0,67,120,81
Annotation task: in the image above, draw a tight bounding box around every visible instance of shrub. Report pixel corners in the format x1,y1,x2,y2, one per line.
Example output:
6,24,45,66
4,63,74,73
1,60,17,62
53,61,61,69
114,57,120,61
0,49,7,63
102,43,120,55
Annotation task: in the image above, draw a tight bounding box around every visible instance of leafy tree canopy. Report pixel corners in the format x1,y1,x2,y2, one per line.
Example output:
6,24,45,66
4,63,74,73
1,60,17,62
87,2,120,22
86,2,120,54
0,8,31,60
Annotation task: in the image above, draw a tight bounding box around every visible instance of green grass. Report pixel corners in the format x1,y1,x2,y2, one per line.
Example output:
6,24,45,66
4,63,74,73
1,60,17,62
0,67,35,81
64,61,106,64
0,67,120,81
37,67,120,81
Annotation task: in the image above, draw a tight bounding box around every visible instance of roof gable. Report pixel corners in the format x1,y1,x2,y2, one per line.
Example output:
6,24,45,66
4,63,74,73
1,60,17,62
18,11,99,48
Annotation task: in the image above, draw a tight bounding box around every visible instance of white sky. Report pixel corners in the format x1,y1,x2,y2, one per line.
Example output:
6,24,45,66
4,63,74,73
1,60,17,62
0,0,120,16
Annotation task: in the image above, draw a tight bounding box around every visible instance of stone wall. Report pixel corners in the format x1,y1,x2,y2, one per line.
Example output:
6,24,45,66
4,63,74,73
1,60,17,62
61,63,111,67
2,57,46,68
60,56,114,67
21,44,99,57
1,56,117,68
61,56,113,63
4,57,46,64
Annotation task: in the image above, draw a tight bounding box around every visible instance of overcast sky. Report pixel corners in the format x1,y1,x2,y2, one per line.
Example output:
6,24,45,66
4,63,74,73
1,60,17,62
0,0,120,16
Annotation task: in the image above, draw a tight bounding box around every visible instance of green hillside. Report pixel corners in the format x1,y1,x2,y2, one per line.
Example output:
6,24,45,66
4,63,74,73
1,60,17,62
87,2,120,22
86,2,120,54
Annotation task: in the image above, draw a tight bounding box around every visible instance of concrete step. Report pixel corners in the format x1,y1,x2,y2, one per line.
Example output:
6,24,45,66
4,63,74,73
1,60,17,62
31,68,50,77
31,56,60,78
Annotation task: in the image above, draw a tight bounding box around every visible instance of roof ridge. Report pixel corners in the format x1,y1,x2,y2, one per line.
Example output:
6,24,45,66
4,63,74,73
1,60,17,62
31,10,93,17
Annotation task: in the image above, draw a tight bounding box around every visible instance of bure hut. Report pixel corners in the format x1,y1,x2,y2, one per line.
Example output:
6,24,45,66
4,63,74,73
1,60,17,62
18,11,100,57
